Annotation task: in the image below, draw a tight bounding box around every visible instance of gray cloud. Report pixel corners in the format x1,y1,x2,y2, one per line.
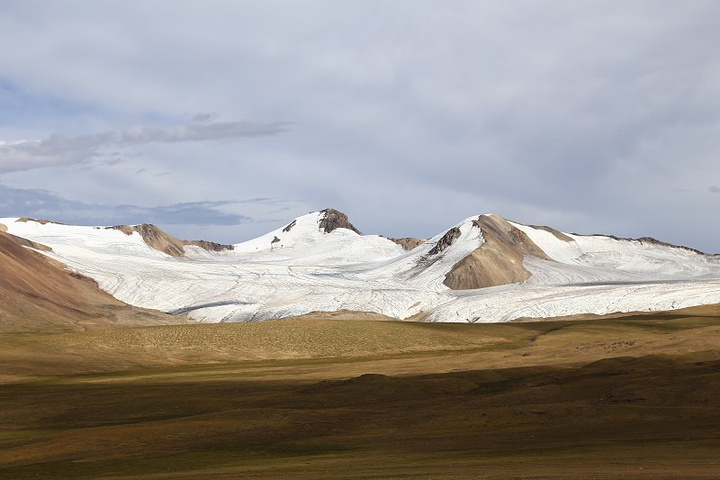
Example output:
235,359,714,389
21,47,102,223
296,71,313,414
0,185,248,227
0,120,288,173
710,186,720,193
0,185,246,226
193,113,216,123
119,121,289,144
0,184,312,243
1,2,719,252
0,132,114,172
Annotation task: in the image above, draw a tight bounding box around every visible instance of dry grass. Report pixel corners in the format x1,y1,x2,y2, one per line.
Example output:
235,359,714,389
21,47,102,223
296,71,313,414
1,306,720,478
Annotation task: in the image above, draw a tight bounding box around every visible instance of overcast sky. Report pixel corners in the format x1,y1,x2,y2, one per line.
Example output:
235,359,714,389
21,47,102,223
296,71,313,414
1,1,719,252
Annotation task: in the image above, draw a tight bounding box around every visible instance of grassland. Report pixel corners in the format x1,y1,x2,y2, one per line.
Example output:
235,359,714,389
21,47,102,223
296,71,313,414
1,306,720,479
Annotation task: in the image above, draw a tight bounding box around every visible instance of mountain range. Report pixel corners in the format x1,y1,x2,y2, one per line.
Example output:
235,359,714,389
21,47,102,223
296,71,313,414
1,208,719,325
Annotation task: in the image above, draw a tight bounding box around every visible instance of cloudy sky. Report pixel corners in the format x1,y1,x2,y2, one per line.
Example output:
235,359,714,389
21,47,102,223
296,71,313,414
1,1,719,252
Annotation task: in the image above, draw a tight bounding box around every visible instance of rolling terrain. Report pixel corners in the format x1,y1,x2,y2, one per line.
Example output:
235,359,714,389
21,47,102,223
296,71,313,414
1,214,719,478
1,307,719,478
0,228,185,333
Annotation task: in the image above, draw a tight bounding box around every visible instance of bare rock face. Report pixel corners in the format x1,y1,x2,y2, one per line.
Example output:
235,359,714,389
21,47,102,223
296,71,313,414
428,227,461,255
388,237,425,251
16,217,65,225
110,224,233,257
318,209,362,235
133,224,187,257
108,225,135,236
444,215,551,290
185,240,235,252
282,220,297,233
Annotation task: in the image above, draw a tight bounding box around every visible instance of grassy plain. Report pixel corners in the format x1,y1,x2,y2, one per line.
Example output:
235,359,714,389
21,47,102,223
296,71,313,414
1,306,720,479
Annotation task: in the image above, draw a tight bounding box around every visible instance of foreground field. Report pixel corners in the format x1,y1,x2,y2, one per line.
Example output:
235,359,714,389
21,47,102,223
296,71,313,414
1,306,720,479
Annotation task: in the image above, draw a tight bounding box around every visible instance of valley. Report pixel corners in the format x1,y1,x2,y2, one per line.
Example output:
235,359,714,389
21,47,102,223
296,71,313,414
1,211,719,478
1,307,719,479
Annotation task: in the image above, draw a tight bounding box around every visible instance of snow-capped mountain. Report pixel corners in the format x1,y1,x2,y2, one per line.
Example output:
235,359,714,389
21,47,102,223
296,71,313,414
0,226,183,331
2,209,719,323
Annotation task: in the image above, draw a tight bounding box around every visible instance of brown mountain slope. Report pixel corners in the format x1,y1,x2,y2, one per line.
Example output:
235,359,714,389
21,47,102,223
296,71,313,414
0,231,186,333
109,224,234,257
444,214,551,290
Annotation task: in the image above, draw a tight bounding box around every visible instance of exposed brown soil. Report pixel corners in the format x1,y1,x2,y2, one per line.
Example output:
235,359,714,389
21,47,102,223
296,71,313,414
1,230,52,252
444,215,550,290
386,236,425,250
529,224,574,242
0,307,719,478
15,217,64,225
131,223,187,257
280,309,402,322
110,224,234,257
0,231,186,333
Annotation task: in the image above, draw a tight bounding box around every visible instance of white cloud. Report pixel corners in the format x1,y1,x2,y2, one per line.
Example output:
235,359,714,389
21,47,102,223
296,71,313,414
1,1,719,251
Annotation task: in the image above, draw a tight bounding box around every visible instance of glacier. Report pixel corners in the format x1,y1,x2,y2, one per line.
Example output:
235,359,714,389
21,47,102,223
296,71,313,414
2,211,719,323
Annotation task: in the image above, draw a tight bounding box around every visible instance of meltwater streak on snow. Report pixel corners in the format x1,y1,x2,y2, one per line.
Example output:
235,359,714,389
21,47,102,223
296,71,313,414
3,214,720,323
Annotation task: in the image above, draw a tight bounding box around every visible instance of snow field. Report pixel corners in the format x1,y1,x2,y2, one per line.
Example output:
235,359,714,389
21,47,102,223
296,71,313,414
3,213,719,323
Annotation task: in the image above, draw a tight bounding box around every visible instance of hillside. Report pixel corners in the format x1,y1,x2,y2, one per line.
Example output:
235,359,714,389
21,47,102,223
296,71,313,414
0,229,186,333
2,210,719,324
1,307,719,478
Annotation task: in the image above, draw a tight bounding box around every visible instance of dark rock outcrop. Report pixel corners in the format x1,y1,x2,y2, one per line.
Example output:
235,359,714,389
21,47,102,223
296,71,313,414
584,234,710,256
282,220,297,233
428,227,461,255
318,209,362,235
185,240,235,252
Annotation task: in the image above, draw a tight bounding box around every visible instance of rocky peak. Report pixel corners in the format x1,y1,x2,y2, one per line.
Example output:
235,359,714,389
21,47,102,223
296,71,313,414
428,227,461,255
443,215,551,290
109,224,233,257
318,209,362,235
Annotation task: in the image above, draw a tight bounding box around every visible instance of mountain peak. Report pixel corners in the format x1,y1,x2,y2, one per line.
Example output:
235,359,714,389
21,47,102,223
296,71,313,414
318,208,362,235
3,211,719,324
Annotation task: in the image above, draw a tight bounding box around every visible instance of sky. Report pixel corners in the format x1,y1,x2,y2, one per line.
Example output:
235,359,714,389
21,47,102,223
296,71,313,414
1,1,719,252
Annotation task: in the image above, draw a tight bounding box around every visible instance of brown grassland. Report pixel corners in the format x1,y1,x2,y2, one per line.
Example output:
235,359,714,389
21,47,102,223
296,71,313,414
1,305,720,479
